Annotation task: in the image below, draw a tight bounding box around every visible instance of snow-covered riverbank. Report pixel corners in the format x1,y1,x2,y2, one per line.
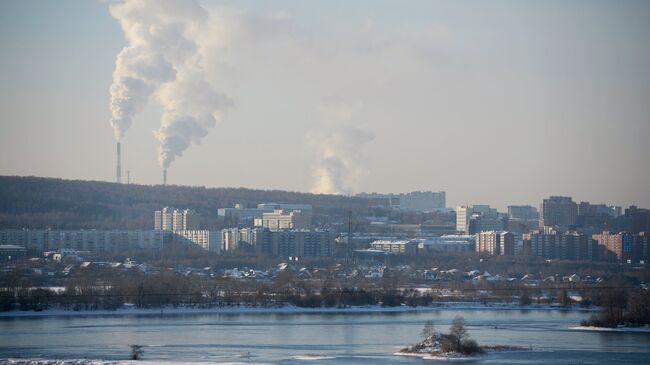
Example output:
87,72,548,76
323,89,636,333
569,325,650,333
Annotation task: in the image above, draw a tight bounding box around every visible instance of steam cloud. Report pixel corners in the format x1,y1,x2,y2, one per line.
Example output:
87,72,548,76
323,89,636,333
311,126,375,195
108,0,231,169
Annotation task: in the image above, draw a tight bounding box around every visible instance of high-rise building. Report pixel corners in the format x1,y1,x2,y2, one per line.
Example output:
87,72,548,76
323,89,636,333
154,207,199,231
622,206,650,233
475,231,514,255
456,206,473,234
540,196,577,229
508,205,539,221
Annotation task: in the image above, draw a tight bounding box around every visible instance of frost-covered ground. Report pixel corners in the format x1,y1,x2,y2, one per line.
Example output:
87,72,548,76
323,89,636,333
569,326,650,333
0,302,598,318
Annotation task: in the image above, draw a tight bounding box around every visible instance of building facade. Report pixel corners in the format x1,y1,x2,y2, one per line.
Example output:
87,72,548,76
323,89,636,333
592,231,636,263
0,229,169,253
154,207,199,231
456,206,473,234
540,196,578,229
370,240,419,255
475,231,514,255
254,209,311,230
221,228,334,258
523,231,595,261
173,230,220,252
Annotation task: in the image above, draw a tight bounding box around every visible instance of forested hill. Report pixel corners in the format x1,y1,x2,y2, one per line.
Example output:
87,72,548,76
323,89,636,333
0,176,371,230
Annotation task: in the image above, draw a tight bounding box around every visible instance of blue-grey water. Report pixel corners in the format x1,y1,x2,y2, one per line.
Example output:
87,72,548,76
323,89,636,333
1,308,649,364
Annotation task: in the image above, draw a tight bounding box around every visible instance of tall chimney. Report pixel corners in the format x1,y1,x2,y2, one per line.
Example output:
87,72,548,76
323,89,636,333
116,142,122,184
163,169,167,185
127,170,130,184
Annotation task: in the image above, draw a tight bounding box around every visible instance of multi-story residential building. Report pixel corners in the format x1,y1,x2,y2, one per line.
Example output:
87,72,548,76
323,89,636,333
540,196,578,229
0,229,169,253
1,229,221,254
173,230,220,252
456,206,473,234
221,227,259,251
221,228,334,258
633,232,650,264
592,231,635,263
370,240,419,255
254,209,311,229
475,231,514,255
622,206,650,233
154,207,199,231
523,230,596,261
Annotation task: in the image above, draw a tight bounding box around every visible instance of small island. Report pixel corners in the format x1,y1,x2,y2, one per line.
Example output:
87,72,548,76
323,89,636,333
573,286,650,332
397,316,525,360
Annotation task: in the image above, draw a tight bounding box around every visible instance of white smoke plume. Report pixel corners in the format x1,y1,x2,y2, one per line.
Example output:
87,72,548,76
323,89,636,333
311,126,375,195
108,0,231,169
155,70,232,168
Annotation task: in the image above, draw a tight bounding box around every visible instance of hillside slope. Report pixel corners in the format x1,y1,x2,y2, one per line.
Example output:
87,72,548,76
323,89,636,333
0,176,371,230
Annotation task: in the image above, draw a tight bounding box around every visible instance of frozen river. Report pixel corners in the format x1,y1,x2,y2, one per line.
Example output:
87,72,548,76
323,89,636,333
1,307,649,364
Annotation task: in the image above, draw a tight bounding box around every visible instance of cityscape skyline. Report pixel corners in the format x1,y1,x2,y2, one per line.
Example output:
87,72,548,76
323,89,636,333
1,0,649,211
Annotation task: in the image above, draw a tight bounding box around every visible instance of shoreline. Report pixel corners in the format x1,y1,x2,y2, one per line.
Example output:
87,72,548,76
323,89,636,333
0,302,598,319
569,325,650,333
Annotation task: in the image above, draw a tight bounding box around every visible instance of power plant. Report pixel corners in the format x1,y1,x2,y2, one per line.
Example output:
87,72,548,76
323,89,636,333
116,142,122,184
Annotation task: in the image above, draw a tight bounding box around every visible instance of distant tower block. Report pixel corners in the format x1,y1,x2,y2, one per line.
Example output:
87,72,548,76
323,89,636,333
116,142,122,184
163,169,167,185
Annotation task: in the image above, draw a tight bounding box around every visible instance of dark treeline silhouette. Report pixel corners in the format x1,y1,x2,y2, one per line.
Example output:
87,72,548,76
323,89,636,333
0,175,372,229
580,283,650,327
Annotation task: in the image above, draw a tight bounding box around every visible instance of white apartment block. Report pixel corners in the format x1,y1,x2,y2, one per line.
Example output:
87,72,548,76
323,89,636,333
174,230,220,253
0,229,168,253
154,207,199,231
254,209,311,230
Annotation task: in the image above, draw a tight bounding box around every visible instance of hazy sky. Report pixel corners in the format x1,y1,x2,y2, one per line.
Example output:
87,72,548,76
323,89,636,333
1,0,649,210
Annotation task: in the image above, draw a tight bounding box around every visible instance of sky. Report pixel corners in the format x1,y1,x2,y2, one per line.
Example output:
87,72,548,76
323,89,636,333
0,0,649,211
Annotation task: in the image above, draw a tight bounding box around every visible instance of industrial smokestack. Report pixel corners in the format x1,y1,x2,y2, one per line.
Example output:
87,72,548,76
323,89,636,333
116,142,122,184
163,169,167,186
127,170,130,184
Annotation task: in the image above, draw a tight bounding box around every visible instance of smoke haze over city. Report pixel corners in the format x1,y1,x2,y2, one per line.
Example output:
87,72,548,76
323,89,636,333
1,0,649,210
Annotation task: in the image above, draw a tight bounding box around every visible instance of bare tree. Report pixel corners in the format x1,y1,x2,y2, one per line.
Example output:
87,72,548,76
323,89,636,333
449,315,468,351
421,320,436,339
